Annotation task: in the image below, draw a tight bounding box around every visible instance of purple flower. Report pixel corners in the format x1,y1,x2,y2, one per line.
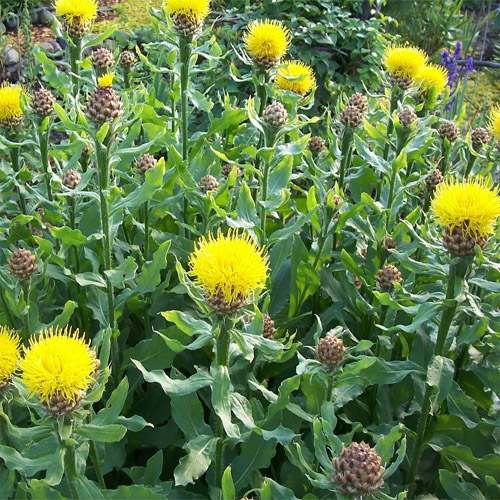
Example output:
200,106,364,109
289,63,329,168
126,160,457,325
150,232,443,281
465,56,474,72
453,41,462,59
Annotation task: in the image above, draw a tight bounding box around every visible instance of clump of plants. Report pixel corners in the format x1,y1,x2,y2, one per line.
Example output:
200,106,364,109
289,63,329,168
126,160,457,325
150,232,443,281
0,0,499,498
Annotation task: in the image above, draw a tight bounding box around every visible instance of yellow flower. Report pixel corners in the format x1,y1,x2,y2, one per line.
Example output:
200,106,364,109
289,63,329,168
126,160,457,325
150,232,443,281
0,84,23,124
165,0,210,22
416,64,448,96
20,326,97,404
275,60,316,96
489,105,500,142
383,45,428,81
0,327,20,386
244,19,291,66
431,177,500,238
55,0,97,26
189,231,268,303
98,73,114,88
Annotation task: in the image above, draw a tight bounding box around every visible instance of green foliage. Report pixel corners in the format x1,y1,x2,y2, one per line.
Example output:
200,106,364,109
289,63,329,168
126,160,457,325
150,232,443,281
0,3,498,500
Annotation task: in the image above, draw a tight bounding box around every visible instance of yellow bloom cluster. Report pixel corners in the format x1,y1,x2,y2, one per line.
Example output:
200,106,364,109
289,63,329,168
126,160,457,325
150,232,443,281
20,326,97,404
165,0,210,22
432,177,500,238
98,73,115,88
275,60,316,96
383,45,428,81
0,327,20,386
416,64,448,96
244,19,291,66
189,231,268,303
0,84,23,123
55,0,97,26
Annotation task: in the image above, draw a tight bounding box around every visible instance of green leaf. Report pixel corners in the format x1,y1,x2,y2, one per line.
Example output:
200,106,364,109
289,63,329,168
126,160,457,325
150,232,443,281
260,478,300,500
221,467,236,500
75,424,127,443
173,435,218,486
105,257,138,289
427,355,455,412
232,432,277,488
439,469,485,500
75,272,107,288
171,391,211,439
211,365,240,439
133,360,213,395
135,240,171,294
50,226,87,246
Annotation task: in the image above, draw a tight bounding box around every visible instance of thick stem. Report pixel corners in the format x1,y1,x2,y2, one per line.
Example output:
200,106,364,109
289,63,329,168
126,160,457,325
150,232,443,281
259,160,271,240
69,37,82,96
89,440,106,489
22,280,31,335
123,67,131,88
215,317,231,484
257,74,268,116
10,147,27,214
407,259,467,495
179,37,192,227
464,152,475,177
179,37,192,162
39,125,52,201
95,137,118,379
338,127,354,189
144,201,150,262
383,88,400,160
440,138,450,176
0,290,15,329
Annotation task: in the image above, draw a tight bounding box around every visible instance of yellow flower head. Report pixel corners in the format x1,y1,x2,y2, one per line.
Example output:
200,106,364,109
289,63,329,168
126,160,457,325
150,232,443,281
383,45,428,80
98,73,114,88
489,105,500,142
416,64,448,96
0,327,20,386
244,19,291,66
275,60,316,96
189,230,268,303
0,84,23,123
20,326,98,404
55,0,97,26
431,177,500,238
165,0,210,22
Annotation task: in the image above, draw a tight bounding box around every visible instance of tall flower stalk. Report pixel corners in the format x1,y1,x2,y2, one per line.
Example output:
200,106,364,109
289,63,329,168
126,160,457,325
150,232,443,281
87,74,123,377
55,0,97,95
189,231,268,485
382,45,427,159
407,178,500,494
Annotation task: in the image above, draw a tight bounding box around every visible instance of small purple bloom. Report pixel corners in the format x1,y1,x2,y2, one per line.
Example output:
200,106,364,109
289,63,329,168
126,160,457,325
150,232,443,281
465,56,474,72
454,41,462,59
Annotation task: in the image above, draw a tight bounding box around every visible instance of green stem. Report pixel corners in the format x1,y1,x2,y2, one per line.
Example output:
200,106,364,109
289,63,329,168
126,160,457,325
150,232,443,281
215,317,231,484
69,37,82,96
144,201,150,261
0,289,15,329
383,88,400,160
95,137,118,379
260,159,271,241
124,67,131,88
10,147,27,214
257,74,268,116
338,127,354,190
39,125,52,201
407,259,467,495
387,164,397,221
22,280,31,336
179,37,192,162
464,152,475,177
440,138,450,176
179,37,192,227
89,440,106,489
